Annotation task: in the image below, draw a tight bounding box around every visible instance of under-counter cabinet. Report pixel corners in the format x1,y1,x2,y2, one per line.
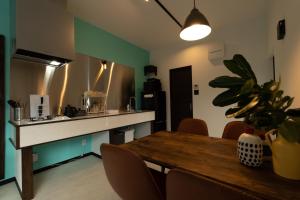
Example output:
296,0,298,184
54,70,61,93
9,111,155,200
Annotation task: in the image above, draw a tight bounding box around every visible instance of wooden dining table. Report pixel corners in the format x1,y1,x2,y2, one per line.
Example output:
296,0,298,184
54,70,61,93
121,131,300,200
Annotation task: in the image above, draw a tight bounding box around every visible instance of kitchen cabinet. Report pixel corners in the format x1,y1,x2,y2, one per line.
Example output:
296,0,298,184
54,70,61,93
9,111,155,200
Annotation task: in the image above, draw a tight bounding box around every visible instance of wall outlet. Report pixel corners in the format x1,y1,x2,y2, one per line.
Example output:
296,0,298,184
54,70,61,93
33,153,38,162
82,139,87,146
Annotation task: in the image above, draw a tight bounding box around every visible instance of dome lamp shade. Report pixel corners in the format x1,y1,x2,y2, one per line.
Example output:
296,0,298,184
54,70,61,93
180,3,211,41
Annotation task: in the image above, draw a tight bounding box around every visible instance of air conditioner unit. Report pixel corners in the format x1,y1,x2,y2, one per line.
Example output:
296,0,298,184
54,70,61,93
208,44,225,62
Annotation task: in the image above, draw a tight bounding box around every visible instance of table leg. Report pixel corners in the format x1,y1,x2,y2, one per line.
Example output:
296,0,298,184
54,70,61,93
15,147,34,200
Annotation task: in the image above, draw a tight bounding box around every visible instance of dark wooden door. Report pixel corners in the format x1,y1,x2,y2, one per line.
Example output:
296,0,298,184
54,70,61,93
0,35,5,180
170,66,193,131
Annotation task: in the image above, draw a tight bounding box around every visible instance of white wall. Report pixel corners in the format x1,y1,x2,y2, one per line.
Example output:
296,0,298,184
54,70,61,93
267,0,300,107
151,16,273,137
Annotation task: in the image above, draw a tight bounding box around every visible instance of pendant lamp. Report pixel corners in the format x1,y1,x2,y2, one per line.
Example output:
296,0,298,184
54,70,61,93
180,0,211,41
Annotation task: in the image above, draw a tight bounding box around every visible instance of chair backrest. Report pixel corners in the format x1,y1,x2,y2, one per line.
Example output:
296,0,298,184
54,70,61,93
177,118,208,136
222,121,251,140
167,169,260,200
100,144,164,200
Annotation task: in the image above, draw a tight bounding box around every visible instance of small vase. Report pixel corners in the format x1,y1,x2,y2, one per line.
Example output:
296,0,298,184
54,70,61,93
237,133,263,167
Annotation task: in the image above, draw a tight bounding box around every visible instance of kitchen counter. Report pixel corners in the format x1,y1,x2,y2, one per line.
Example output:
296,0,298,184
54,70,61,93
10,110,155,149
9,110,151,127
10,110,155,200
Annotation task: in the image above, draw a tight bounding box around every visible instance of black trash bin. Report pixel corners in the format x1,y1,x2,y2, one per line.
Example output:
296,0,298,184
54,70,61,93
109,130,125,145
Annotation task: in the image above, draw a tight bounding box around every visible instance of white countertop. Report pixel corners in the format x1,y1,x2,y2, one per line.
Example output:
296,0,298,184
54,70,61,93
11,110,155,148
9,110,152,127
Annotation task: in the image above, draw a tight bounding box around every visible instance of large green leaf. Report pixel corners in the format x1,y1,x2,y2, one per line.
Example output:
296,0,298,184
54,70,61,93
225,107,250,118
212,89,241,107
263,80,280,92
272,90,284,102
240,79,256,96
223,60,251,80
209,76,245,88
237,93,258,108
259,84,274,102
233,54,257,82
225,107,240,116
282,97,294,110
273,96,294,110
225,96,259,118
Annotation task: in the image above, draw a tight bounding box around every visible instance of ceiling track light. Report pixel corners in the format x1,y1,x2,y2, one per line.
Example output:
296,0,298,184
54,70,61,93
101,60,107,70
153,0,182,28
151,0,211,41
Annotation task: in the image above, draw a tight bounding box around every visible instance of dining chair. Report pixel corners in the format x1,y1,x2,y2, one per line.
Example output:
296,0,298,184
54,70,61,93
222,121,267,140
177,118,208,136
100,144,165,200
222,121,251,140
167,169,260,200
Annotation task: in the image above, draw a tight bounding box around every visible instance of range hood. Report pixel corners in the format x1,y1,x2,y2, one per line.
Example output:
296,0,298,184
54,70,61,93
13,0,75,67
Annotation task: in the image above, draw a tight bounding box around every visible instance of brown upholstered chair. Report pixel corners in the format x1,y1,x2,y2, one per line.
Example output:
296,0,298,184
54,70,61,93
177,118,208,136
167,169,260,200
100,144,165,200
222,121,251,140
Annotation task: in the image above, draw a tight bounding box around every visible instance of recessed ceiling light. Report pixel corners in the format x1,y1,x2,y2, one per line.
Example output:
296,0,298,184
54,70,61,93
50,61,61,66
46,65,56,69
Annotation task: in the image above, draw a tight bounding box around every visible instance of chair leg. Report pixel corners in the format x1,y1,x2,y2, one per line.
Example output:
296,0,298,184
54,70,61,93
149,168,166,197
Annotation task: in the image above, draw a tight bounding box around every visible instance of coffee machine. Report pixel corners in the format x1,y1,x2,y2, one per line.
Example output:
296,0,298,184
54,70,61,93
30,95,50,121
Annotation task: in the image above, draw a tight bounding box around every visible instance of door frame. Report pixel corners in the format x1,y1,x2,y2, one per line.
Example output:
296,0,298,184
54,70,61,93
0,35,5,180
169,66,193,131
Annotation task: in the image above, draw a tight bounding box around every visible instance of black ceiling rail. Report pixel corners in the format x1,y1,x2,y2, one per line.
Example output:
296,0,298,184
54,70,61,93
154,0,183,28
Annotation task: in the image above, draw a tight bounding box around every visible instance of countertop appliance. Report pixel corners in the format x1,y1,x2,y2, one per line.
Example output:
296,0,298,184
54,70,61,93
30,95,50,121
82,91,106,114
64,105,79,118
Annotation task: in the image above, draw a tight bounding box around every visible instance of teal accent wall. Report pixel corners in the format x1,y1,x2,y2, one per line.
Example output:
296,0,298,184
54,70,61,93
32,136,92,170
0,0,15,180
0,3,149,180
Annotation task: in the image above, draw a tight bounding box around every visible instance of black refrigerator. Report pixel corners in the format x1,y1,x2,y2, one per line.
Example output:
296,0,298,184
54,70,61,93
141,79,166,132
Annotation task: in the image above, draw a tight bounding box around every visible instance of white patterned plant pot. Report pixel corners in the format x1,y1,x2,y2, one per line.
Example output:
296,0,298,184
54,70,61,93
237,133,263,167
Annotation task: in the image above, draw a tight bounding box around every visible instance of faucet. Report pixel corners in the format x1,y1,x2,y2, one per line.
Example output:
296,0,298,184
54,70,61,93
129,96,136,112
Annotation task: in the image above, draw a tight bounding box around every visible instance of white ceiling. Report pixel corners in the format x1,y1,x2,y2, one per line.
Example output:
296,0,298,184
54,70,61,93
67,0,268,51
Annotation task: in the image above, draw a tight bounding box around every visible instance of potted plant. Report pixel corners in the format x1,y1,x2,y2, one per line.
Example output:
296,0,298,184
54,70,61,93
268,116,300,180
209,54,300,179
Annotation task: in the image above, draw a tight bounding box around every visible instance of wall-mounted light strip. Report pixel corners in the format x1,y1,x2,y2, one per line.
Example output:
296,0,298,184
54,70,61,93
104,62,115,109
93,63,105,90
58,64,69,115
